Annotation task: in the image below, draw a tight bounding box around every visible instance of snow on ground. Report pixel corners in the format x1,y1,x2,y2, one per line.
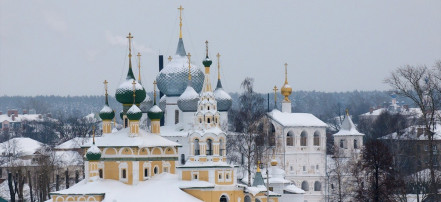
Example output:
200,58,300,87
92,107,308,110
268,109,327,127
0,138,43,156
0,180,31,201
48,173,202,202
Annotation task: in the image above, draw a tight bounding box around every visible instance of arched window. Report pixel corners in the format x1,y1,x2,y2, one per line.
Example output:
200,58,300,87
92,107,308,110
314,181,321,191
206,139,213,155
99,169,103,178
301,181,309,191
300,131,307,146
313,131,320,146
354,139,358,149
175,110,179,124
340,139,345,148
219,139,224,156
207,118,211,123
244,195,251,202
180,154,186,164
122,169,127,179
208,106,210,110
154,166,158,174
220,195,228,202
255,199,261,202
287,131,294,146
269,124,276,146
194,139,200,155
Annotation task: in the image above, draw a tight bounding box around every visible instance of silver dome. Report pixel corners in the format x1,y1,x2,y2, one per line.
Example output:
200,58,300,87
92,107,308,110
214,80,232,112
177,85,199,112
159,95,166,111
156,38,204,97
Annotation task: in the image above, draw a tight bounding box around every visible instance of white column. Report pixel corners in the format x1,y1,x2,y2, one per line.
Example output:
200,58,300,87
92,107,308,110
282,101,291,113
165,96,179,126
132,161,139,185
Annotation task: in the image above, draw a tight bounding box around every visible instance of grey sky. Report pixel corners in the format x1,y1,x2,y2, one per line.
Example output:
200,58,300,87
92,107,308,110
0,0,440,96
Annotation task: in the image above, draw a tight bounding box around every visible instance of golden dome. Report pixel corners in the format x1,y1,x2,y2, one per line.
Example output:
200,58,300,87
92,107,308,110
280,63,292,102
270,159,278,166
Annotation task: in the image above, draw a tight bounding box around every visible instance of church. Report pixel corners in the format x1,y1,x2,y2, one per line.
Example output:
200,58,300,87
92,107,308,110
49,6,280,202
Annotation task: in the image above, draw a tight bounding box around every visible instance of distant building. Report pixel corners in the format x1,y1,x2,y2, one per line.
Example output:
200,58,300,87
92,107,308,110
0,109,54,131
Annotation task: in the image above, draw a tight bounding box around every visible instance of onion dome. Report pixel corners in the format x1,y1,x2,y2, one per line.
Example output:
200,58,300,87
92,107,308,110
99,81,115,120
214,80,232,112
213,53,232,111
116,79,146,104
126,104,142,120
156,39,204,97
148,105,163,120
86,144,101,161
280,63,292,101
159,95,166,111
178,86,199,112
140,95,153,112
202,57,212,67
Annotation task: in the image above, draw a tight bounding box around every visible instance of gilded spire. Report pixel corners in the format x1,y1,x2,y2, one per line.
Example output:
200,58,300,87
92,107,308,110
137,52,142,83
216,53,221,80
132,80,136,105
168,56,172,62
178,5,184,39
92,125,95,145
346,108,349,116
153,80,157,105
280,62,292,102
205,40,209,58
257,161,261,172
187,53,192,81
126,33,135,80
273,85,278,108
104,80,109,105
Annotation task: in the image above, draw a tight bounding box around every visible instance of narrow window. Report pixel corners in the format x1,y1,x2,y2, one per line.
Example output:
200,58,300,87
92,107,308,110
313,131,320,146
194,139,200,155
269,124,276,146
99,169,103,178
144,168,148,177
124,118,128,128
219,139,224,156
314,181,322,191
175,110,179,124
287,131,294,146
154,167,158,174
354,139,358,149
206,139,213,155
194,174,198,180
301,131,307,146
301,181,309,191
207,118,211,123
340,139,345,148
122,169,127,179
226,173,229,179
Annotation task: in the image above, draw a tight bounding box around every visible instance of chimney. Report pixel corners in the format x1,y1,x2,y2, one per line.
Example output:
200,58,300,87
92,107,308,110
11,115,15,121
403,105,409,111
369,107,374,114
417,127,423,136
7,110,12,117
158,55,165,126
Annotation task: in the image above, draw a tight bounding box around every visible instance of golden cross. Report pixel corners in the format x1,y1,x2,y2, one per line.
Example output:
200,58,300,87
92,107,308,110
205,40,209,57
103,80,108,95
178,5,184,38
216,53,221,80
273,85,278,108
168,56,172,62
346,108,349,116
284,63,288,84
153,80,157,102
187,53,192,81
132,80,136,104
127,33,133,57
137,52,142,81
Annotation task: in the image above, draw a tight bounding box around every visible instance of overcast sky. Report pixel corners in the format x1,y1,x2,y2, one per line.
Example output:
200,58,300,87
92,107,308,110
0,0,440,96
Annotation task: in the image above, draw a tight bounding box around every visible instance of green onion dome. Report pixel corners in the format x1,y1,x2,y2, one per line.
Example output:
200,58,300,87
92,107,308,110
126,104,142,120
202,56,212,67
86,144,101,161
99,105,115,120
148,105,163,120
115,79,146,104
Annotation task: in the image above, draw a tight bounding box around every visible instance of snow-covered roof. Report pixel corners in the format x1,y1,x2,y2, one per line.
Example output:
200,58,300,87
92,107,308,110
178,160,232,168
50,173,202,202
160,126,189,137
0,137,43,156
0,114,50,123
284,185,305,194
333,114,364,136
81,128,180,148
380,124,441,140
268,109,327,127
55,137,90,150
54,151,83,166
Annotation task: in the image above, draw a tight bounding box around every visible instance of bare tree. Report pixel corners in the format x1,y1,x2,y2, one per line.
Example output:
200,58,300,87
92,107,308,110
328,146,354,202
227,78,266,186
385,62,441,199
